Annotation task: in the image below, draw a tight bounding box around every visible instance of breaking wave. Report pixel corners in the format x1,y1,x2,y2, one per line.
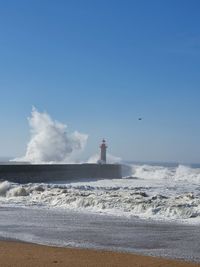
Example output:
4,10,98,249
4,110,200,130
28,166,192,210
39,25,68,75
132,164,200,183
0,163,200,224
13,107,88,163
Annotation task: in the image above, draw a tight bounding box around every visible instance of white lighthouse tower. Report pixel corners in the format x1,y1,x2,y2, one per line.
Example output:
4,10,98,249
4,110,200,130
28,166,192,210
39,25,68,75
99,139,107,164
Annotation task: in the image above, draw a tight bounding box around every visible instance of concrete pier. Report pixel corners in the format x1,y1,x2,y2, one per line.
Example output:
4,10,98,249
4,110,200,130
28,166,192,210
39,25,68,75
0,163,131,183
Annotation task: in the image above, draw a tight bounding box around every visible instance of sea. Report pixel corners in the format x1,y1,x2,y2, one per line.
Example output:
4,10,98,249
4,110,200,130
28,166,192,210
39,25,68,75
0,161,200,262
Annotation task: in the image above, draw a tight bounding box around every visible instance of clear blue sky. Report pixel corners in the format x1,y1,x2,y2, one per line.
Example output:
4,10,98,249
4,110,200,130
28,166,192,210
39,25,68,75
0,0,200,163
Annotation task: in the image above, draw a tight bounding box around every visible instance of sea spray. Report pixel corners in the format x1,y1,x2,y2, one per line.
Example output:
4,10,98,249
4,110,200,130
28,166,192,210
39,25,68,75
87,153,121,164
13,107,88,163
0,181,11,196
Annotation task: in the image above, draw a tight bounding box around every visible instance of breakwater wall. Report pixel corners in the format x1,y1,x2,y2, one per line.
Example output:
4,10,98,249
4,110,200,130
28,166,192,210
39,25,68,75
0,164,131,183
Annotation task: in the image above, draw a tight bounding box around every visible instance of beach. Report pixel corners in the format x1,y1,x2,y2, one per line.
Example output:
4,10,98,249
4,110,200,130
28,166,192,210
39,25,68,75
1,0,200,265
0,240,199,267
0,165,200,265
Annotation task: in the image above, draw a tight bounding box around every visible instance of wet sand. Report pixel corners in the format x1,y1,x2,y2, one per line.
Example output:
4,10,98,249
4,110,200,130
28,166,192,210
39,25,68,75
0,241,199,267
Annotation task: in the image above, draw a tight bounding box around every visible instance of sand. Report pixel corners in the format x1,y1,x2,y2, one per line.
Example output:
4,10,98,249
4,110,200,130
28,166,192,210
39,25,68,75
0,241,199,267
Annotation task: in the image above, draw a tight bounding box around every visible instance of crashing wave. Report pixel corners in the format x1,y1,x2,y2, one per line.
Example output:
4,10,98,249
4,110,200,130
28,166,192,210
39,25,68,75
131,164,200,183
13,107,88,163
0,180,200,223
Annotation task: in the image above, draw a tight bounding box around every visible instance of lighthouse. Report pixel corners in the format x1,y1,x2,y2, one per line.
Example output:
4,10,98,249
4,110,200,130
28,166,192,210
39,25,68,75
100,139,107,164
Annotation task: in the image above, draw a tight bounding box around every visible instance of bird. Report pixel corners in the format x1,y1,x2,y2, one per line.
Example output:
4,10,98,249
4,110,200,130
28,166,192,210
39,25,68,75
138,118,142,121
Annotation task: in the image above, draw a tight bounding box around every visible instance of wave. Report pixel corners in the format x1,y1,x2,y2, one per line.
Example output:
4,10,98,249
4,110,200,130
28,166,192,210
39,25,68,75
0,164,200,223
131,164,200,183
13,107,88,163
0,180,200,223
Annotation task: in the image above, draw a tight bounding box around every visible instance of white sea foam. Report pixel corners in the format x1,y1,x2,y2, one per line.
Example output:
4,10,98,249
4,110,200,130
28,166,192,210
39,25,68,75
13,107,88,163
0,164,200,224
0,181,11,196
87,153,121,164
131,164,174,180
132,164,200,183
174,165,200,183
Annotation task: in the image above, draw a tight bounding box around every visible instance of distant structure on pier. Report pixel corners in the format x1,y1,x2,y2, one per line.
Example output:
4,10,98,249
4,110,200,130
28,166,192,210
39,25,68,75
0,138,132,182
99,139,107,164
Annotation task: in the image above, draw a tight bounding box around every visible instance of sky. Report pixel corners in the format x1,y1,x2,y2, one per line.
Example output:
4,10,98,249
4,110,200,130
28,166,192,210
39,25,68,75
0,0,200,163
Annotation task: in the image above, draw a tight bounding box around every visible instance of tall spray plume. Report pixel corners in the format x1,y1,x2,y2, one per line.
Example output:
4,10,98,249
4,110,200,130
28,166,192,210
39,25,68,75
15,107,88,163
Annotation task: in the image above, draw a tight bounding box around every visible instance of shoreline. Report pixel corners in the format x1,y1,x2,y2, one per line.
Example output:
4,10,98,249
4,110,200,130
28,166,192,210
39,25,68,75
0,240,199,267
1,206,200,262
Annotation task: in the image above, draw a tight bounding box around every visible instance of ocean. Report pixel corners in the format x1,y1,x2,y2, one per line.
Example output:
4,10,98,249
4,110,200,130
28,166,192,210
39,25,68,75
0,162,200,261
